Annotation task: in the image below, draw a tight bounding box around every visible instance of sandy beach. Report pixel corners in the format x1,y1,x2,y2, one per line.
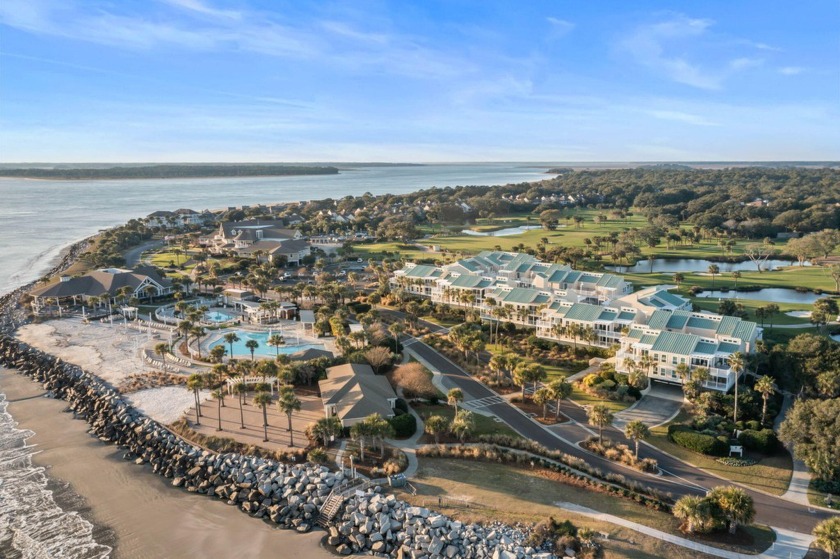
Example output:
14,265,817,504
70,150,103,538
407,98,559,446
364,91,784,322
0,368,334,559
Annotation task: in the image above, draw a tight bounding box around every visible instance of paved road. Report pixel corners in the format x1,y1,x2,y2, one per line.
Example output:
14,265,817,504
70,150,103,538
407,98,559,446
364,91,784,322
403,332,837,533
124,239,164,267
613,383,683,429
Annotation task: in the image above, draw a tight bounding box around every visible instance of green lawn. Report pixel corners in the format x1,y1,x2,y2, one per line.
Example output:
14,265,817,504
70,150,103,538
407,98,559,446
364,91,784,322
413,404,522,439
689,298,812,326
485,345,582,382
623,266,838,293
568,385,634,413
807,480,840,511
402,458,774,558
647,409,793,496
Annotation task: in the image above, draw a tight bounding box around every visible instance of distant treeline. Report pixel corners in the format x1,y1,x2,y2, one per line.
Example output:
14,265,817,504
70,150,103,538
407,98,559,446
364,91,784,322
0,164,339,180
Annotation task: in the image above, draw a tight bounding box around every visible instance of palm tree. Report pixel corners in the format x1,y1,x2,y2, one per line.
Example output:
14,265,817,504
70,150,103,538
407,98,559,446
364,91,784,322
624,419,650,458
673,272,685,287
388,322,405,352
533,387,551,419
587,403,614,444
547,379,572,421
447,388,464,413
673,495,712,534
211,389,224,431
190,325,206,359
267,333,286,357
727,351,746,423
732,270,741,290
450,409,475,442
154,342,169,364
708,264,720,291
253,391,273,442
277,387,302,447
754,375,775,425
708,486,755,535
350,420,372,461
424,415,450,444
813,517,840,559
234,382,247,429
186,374,204,424
223,332,240,361
311,416,342,446
245,339,259,361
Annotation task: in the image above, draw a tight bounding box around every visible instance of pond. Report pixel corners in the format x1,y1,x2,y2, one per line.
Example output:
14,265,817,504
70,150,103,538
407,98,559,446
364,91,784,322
606,258,807,274
209,330,325,358
695,288,824,305
461,225,544,237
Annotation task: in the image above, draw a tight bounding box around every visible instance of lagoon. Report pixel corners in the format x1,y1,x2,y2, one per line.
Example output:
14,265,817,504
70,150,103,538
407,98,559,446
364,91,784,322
695,288,824,305
606,258,806,274
461,225,543,237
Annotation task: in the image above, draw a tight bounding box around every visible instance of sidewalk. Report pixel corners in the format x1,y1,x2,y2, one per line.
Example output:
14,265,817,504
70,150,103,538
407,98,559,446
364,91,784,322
554,502,815,559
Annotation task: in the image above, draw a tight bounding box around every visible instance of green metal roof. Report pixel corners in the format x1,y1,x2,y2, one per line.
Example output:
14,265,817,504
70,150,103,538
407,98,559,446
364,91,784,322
578,275,598,284
405,265,440,278
449,275,492,288
617,310,637,321
654,290,688,307
717,341,741,353
666,314,689,329
650,331,699,355
562,303,617,323
732,321,758,341
694,341,718,355
646,310,672,330
596,274,624,288
501,287,545,304
686,316,717,330
639,333,659,345
716,316,741,336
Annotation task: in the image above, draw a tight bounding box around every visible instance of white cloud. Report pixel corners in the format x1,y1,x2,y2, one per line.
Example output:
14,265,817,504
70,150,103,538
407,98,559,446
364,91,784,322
729,57,763,70
619,14,723,89
646,109,719,126
779,66,805,75
160,0,241,20
546,17,575,38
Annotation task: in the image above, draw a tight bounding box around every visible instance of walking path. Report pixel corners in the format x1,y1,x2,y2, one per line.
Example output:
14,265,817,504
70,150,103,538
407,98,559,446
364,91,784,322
613,383,683,429
774,394,814,508
554,502,815,559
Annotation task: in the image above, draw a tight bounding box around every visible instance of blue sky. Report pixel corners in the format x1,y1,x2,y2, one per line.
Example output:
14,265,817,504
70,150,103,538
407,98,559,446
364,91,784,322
0,0,837,162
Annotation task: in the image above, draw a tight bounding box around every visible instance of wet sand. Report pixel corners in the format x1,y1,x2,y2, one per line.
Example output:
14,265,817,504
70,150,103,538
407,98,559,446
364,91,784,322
0,368,334,559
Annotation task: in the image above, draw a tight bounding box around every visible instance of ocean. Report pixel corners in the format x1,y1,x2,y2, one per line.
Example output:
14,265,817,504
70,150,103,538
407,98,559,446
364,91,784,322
0,163,549,294
0,163,547,557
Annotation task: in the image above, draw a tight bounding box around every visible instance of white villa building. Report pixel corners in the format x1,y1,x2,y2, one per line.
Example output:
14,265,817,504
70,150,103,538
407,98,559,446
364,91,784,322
392,251,760,392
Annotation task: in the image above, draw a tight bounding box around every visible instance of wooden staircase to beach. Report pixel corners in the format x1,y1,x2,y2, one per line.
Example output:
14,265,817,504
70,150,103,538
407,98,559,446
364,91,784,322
317,492,345,528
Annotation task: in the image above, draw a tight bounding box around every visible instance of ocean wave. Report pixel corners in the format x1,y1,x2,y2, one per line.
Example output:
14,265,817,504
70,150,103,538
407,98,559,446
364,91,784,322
0,394,111,559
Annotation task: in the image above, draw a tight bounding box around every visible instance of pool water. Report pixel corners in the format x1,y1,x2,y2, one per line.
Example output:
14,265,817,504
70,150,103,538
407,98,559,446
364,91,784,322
210,330,325,357
204,311,235,323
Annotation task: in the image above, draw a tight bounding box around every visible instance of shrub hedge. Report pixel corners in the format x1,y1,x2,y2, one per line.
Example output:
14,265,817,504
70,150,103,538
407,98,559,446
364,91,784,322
389,413,417,438
668,424,728,456
738,429,778,453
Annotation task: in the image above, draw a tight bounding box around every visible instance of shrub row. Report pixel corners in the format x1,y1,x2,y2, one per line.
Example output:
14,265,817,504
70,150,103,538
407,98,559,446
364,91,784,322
475,434,673,505
418,443,671,512
668,425,728,456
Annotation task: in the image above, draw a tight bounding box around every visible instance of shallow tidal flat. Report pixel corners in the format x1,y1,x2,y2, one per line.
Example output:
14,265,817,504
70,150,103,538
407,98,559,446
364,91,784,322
0,368,332,559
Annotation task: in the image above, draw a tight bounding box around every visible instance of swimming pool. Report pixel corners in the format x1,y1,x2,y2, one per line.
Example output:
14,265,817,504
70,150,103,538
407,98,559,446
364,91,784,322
209,330,325,357
204,311,235,323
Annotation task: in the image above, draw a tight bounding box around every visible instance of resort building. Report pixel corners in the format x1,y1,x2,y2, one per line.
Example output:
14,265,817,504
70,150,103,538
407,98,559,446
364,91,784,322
29,266,173,311
392,251,760,392
615,310,761,391
319,363,398,427
236,238,311,266
213,219,303,252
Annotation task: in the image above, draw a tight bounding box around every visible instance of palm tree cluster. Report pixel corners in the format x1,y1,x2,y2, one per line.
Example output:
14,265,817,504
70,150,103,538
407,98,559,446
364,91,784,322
673,486,755,535
423,410,475,443
350,413,395,461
